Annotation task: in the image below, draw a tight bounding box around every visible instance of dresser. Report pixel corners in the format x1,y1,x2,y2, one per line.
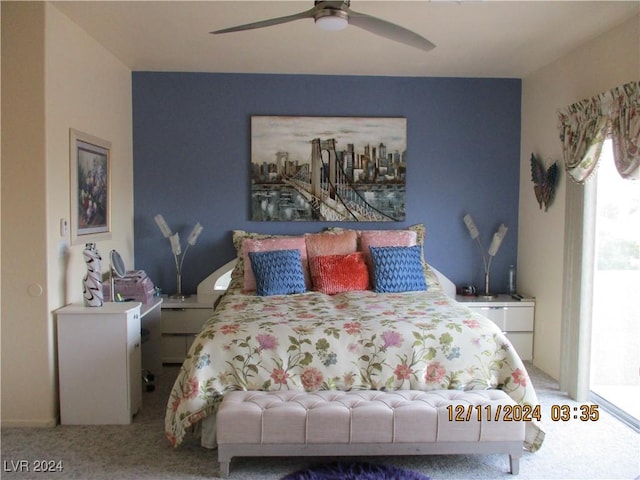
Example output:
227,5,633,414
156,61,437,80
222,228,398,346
56,302,142,424
160,294,221,363
455,294,535,361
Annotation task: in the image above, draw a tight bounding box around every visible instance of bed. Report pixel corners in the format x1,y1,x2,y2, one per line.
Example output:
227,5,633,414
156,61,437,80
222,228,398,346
164,226,545,455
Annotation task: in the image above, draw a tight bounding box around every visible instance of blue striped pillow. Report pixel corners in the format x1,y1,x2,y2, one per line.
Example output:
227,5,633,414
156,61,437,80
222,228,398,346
248,249,306,296
369,245,428,293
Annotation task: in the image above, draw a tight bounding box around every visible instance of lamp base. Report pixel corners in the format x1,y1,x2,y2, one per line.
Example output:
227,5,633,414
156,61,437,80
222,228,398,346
482,271,497,299
479,293,498,299
169,293,191,301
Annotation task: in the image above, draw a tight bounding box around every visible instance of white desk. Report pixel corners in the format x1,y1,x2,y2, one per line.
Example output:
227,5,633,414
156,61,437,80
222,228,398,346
56,302,142,424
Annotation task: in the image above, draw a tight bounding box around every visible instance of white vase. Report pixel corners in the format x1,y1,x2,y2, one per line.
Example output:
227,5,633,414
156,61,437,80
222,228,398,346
82,243,104,307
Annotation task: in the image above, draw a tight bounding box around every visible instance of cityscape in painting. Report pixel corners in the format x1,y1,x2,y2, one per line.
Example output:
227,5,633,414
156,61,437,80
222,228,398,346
251,116,407,222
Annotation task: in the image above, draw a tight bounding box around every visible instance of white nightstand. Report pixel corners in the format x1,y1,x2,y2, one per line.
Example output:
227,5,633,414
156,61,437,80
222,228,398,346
456,294,535,361
160,294,221,363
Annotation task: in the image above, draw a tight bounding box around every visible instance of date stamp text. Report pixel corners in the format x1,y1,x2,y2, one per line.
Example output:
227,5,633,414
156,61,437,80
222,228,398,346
447,403,600,422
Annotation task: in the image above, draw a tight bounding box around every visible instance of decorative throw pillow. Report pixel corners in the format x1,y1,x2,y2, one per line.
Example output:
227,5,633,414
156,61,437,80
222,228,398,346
309,252,369,295
305,230,358,258
248,249,306,296
229,230,294,293
242,236,309,292
369,245,427,293
359,229,418,284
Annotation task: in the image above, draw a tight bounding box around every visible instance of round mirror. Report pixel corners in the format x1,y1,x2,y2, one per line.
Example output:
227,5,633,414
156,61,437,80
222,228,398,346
109,250,126,302
110,250,126,278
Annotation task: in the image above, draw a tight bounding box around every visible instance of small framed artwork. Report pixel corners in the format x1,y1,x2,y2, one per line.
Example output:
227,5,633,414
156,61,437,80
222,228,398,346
69,129,112,244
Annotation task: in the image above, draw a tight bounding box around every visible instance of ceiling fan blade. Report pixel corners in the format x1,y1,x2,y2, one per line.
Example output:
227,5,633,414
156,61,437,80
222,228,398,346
347,10,435,52
211,6,319,34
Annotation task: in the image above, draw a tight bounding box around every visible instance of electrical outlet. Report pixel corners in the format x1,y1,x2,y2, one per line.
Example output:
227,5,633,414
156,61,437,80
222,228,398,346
60,218,69,237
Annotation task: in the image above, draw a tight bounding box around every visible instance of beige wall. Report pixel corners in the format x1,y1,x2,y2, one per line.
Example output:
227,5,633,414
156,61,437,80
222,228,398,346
1,2,133,426
2,1,50,426
519,15,639,379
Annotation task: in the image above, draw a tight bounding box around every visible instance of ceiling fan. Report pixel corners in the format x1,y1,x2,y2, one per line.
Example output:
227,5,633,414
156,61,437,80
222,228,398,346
211,1,435,52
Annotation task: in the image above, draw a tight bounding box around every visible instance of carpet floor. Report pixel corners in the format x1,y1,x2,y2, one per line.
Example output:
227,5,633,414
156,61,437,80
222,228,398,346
2,362,638,480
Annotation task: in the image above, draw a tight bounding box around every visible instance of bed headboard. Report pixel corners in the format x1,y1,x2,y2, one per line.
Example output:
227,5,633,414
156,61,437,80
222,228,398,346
197,259,236,296
197,259,457,298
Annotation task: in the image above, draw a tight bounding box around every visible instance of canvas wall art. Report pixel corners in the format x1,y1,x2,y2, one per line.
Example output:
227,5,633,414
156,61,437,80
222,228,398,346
251,116,407,222
70,129,112,244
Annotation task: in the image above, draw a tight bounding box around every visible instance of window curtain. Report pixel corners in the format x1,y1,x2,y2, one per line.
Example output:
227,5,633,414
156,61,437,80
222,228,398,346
558,81,639,183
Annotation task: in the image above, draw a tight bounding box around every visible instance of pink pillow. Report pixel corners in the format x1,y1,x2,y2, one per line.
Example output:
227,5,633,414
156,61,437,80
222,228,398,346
242,236,309,292
305,230,358,258
360,230,418,272
309,252,369,295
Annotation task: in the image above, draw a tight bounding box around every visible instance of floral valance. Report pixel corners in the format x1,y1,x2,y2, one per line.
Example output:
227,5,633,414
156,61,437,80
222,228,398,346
558,81,639,184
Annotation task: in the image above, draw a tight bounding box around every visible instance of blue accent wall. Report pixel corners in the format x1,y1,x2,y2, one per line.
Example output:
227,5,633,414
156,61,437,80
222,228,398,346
133,73,521,295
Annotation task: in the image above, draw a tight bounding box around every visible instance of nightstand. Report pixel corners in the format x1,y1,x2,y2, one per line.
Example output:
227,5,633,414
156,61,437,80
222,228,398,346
455,294,535,361
160,294,221,363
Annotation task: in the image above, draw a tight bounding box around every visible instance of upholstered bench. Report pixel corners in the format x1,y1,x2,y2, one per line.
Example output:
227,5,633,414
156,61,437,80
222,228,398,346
216,389,525,477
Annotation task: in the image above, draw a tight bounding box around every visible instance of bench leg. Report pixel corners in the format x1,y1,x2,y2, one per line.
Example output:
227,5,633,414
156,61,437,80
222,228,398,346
219,460,230,478
509,454,520,475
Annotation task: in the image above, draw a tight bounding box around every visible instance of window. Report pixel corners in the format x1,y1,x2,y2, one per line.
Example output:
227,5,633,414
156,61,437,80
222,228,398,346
589,139,640,430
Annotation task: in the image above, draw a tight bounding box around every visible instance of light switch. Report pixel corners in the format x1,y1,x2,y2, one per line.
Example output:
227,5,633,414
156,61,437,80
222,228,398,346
60,218,69,236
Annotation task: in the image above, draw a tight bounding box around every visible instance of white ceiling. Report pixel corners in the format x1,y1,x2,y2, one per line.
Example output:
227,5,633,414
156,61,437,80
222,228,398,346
54,1,639,78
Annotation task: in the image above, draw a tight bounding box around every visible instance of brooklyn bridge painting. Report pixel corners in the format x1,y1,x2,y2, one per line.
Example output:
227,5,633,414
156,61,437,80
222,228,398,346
251,116,407,222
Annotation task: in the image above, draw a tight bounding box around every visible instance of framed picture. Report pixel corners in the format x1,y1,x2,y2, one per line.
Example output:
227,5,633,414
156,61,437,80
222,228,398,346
251,116,407,222
69,129,112,244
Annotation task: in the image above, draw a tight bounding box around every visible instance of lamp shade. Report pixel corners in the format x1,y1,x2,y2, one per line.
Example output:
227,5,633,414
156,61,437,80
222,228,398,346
169,233,182,256
487,224,508,257
463,214,479,240
187,222,203,246
154,214,172,238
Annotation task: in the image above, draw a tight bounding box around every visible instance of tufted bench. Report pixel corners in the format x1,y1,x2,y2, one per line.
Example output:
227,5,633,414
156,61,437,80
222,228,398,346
216,389,525,477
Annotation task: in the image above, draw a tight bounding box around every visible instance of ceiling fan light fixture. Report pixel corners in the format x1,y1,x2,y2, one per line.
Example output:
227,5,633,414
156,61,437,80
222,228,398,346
314,10,348,31
212,1,435,52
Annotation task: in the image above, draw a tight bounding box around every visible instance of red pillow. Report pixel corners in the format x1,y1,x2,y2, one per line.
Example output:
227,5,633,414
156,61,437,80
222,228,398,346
309,252,369,295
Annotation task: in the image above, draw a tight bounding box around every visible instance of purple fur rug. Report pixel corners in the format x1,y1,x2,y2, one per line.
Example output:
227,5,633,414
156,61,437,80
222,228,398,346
281,461,431,480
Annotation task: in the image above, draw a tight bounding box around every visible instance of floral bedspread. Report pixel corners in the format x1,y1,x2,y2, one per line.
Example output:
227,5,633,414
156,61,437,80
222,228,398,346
165,289,545,452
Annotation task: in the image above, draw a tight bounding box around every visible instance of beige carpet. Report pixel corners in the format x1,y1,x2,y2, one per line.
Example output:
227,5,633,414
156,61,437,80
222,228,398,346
2,362,638,479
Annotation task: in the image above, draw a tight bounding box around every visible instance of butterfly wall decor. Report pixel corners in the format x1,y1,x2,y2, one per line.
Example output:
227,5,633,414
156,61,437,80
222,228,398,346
530,153,558,211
